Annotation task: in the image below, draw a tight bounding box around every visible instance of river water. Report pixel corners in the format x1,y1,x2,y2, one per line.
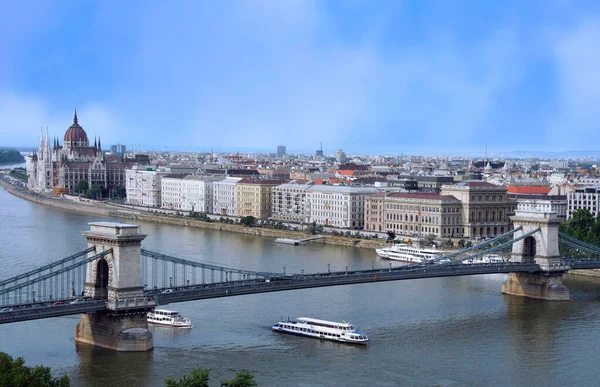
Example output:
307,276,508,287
1,186,600,386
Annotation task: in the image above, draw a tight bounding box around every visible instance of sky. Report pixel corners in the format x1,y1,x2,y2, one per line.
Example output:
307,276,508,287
1,0,600,155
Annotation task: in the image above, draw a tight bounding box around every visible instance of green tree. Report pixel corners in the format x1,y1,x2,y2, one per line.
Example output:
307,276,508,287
221,370,257,387
115,185,126,198
0,352,70,387
386,230,396,242
76,180,89,194
165,367,210,387
457,239,466,248
86,184,102,199
240,216,257,227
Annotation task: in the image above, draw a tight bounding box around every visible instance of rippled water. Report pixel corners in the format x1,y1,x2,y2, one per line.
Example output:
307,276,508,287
1,187,600,386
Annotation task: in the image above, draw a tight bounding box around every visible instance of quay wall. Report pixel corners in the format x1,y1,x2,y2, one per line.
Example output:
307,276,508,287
0,179,387,249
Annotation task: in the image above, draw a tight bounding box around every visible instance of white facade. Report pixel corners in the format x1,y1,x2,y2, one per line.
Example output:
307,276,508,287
567,185,600,219
213,177,242,215
161,175,222,212
306,186,378,229
272,182,312,222
125,166,165,207
517,198,567,220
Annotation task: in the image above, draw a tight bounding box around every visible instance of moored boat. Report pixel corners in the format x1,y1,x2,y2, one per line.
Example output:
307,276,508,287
272,317,368,344
375,243,442,264
147,309,192,328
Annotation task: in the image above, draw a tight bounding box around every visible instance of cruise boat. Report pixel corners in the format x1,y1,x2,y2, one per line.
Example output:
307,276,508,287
272,317,369,345
375,243,442,264
147,309,192,328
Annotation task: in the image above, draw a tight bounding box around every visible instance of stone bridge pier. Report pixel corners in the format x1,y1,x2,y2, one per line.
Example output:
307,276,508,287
75,222,155,351
501,210,570,301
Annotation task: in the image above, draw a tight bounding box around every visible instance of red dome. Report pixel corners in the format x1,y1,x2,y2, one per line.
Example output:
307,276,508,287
63,110,89,145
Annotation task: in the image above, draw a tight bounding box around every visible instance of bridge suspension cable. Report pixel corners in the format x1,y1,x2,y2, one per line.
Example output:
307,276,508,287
428,227,522,263
558,232,600,256
140,249,283,291
0,249,113,306
432,227,541,265
0,247,95,288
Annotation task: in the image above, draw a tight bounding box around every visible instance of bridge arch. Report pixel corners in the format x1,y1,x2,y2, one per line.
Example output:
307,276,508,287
92,258,112,299
522,236,537,264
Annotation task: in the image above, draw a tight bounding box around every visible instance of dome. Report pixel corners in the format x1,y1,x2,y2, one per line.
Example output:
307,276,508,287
63,110,89,145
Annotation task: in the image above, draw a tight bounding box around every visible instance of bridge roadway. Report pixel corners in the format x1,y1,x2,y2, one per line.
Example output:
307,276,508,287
0,261,552,324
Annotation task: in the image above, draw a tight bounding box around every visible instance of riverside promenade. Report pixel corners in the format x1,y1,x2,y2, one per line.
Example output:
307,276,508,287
0,176,386,250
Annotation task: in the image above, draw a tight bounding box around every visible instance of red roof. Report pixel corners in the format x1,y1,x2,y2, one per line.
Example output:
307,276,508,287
507,186,550,194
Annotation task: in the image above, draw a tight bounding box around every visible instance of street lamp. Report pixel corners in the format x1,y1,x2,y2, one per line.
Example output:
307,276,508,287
327,264,330,273
169,277,172,288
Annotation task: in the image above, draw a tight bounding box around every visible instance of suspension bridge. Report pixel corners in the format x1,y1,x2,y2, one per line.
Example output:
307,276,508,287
0,208,599,351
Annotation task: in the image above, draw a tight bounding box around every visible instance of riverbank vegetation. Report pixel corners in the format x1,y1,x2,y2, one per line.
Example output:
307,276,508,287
0,352,70,387
165,367,256,387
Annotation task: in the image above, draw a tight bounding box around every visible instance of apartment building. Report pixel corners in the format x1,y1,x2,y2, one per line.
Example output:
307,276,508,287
271,182,313,223
161,175,222,212
125,166,167,207
441,181,511,238
567,185,600,218
236,179,284,219
305,185,378,229
213,177,242,216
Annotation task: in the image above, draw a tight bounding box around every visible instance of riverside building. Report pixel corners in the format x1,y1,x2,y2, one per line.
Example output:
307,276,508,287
305,185,378,229
364,192,462,238
236,179,284,219
27,111,149,195
441,181,511,239
271,182,313,223
213,177,243,216
161,175,223,212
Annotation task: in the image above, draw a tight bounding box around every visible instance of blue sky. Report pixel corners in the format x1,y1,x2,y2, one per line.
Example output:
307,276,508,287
1,1,600,155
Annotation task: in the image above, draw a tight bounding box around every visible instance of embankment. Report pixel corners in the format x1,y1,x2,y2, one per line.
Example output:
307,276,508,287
0,179,386,249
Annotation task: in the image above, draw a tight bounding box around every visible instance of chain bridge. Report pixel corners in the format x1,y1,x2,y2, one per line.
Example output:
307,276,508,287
1,208,599,351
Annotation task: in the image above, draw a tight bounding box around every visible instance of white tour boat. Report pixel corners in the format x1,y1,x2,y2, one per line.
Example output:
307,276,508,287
375,243,442,264
272,317,369,345
147,309,192,328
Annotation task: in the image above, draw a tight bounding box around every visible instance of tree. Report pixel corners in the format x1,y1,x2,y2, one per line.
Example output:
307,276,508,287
240,216,256,227
386,230,396,242
165,367,210,387
306,221,323,234
457,239,466,248
115,185,126,198
0,352,70,387
76,180,89,194
165,368,257,387
86,184,102,199
221,370,257,387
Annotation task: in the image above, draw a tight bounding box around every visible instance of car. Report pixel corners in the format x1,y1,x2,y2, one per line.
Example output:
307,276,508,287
0,307,13,312
51,301,65,306
69,299,85,304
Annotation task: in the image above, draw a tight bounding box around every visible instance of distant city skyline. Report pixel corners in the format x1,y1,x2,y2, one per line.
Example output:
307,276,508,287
1,1,600,154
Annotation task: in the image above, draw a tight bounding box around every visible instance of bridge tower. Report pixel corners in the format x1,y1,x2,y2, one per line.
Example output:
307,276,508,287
75,222,155,351
501,209,570,301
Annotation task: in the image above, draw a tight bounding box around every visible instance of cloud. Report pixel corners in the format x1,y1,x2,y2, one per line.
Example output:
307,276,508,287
2,1,600,154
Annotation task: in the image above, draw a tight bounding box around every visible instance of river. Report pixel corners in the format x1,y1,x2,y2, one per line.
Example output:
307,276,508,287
1,186,600,386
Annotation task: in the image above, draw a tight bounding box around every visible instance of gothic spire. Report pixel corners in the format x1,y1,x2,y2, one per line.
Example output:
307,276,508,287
73,108,78,124
98,136,101,151
94,136,97,149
